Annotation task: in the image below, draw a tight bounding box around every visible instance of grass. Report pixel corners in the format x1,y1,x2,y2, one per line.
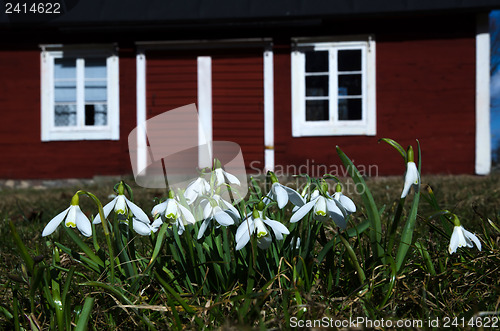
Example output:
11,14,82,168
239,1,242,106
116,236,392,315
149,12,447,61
1,173,500,329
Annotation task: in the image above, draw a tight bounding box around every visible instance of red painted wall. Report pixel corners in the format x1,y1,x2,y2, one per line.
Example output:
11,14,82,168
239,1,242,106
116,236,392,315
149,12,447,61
0,48,136,179
274,35,476,176
145,49,264,172
0,28,478,179
212,52,264,172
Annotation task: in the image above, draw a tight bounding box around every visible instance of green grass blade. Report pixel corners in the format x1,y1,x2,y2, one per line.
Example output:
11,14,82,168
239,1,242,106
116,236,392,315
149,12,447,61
8,220,34,273
415,241,436,276
145,223,168,273
54,243,100,274
336,146,383,260
74,297,95,331
63,226,105,268
379,138,407,161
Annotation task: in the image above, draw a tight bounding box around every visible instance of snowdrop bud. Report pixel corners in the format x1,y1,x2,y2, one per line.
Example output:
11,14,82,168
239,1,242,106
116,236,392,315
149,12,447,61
168,189,175,199
335,183,342,193
257,201,265,211
117,181,125,195
71,193,79,206
320,180,329,194
407,145,414,163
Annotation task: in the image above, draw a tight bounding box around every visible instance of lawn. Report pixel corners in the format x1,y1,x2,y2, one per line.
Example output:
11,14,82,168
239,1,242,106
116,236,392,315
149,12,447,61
1,163,499,330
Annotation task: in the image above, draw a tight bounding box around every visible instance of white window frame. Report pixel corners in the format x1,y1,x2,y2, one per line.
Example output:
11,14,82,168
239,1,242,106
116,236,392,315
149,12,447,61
40,45,120,141
291,37,376,137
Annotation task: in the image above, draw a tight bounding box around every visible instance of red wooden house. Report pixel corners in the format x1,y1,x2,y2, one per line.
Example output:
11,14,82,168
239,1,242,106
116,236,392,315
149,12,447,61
0,0,498,179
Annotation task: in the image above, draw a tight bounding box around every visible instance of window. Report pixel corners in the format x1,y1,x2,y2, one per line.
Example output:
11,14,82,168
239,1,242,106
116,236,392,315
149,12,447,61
41,45,119,141
291,37,376,136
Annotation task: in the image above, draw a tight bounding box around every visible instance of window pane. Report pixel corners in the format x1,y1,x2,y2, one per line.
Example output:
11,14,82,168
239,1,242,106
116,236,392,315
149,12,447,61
338,74,362,96
306,75,328,96
306,100,329,121
54,58,76,79
338,49,361,71
85,104,107,126
54,105,76,126
338,98,362,120
85,58,107,79
84,58,107,126
85,82,107,102
85,58,107,102
55,81,76,102
54,58,76,103
305,50,328,72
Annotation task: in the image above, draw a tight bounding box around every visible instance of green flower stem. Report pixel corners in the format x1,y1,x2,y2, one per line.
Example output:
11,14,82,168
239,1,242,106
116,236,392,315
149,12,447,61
339,233,366,285
77,190,116,283
395,141,421,272
387,197,406,253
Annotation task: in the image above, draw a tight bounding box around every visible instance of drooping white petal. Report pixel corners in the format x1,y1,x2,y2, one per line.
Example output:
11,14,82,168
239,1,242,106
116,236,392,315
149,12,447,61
94,197,118,224
184,184,198,205
177,203,196,225
220,198,240,219
151,201,168,217
262,218,290,240
236,217,254,243
151,218,163,232
235,219,254,250
283,186,306,207
197,219,211,239
124,197,150,224
203,202,213,220
449,225,478,254
462,228,481,251
273,183,288,209
401,161,420,198
330,211,347,229
334,192,356,213
327,198,343,216
257,234,273,249
132,218,152,236
42,206,71,237
75,206,92,237
223,170,241,186
329,199,347,229
214,168,225,186
310,190,320,200
290,199,317,223
213,208,235,226
449,226,464,254
184,177,201,203
184,177,210,204
236,227,252,250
